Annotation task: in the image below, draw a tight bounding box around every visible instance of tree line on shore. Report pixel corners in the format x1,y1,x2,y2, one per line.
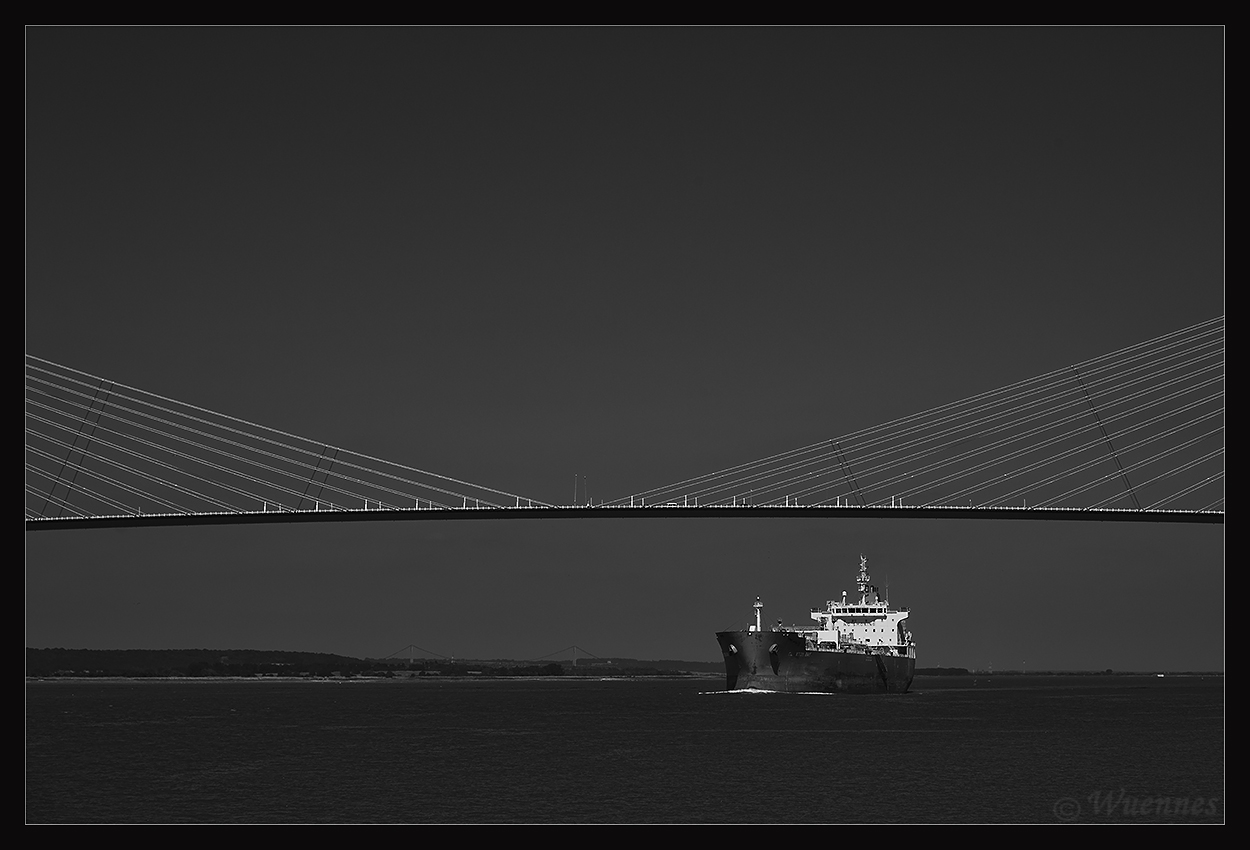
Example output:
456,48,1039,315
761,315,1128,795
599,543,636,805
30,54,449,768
25,648,708,678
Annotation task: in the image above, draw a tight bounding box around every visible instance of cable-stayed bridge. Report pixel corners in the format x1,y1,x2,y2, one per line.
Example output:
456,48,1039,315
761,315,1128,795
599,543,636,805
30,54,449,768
26,317,1224,530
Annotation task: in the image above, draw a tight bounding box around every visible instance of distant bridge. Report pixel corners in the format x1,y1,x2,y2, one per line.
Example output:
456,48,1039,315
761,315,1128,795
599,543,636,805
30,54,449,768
26,317,1224,530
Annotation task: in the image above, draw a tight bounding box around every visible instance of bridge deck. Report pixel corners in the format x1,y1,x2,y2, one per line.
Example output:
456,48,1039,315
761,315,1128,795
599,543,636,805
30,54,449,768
25,504,1224,531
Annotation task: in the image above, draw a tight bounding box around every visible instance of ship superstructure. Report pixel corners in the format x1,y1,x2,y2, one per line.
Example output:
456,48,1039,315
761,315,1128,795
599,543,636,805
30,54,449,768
799,555,914,656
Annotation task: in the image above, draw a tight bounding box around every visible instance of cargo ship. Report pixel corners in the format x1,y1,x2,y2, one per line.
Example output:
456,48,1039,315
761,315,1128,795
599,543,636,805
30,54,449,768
715,555,915,693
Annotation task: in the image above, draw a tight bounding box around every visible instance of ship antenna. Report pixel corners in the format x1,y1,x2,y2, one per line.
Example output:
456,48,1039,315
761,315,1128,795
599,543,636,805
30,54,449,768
857,554,871,602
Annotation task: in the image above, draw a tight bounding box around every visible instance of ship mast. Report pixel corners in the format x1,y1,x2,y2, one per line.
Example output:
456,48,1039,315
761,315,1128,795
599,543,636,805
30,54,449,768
857,555,871,604
754,596,763,632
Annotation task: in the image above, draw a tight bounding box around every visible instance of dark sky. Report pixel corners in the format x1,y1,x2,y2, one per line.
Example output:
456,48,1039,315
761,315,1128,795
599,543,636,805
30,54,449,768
25,28,1224,670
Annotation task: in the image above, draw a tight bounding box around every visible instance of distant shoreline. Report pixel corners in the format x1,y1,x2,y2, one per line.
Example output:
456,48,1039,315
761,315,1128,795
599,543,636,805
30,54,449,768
25,648,1224,680
25,647,723,679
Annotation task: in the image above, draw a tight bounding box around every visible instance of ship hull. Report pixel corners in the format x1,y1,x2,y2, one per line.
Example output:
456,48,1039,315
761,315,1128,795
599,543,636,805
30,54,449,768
716,630,915,694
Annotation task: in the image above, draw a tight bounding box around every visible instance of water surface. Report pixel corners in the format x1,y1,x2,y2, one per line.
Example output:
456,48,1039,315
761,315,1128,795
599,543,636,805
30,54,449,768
26,675,1224,823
